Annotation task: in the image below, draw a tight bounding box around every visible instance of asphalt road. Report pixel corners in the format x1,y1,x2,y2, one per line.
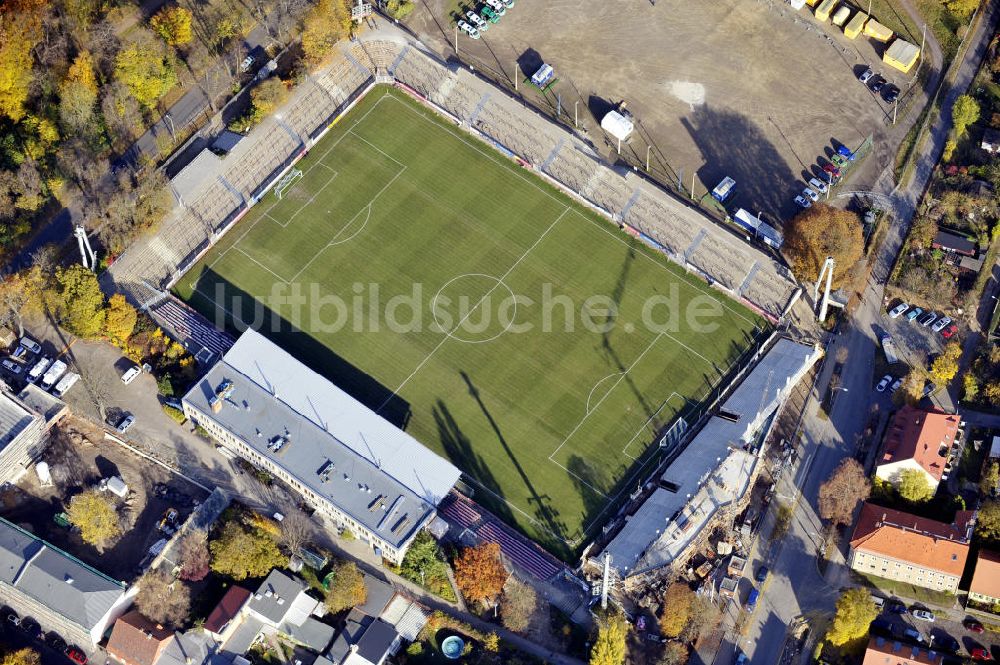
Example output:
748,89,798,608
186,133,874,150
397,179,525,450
726,1,1000,663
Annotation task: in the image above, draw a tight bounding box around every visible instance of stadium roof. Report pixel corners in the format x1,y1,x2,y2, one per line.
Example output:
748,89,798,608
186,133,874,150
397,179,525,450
183,330,460,551
600,338,820,575
0,390,39,451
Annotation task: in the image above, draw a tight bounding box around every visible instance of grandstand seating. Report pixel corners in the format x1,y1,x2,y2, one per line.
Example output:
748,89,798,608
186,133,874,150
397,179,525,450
151,298,236,357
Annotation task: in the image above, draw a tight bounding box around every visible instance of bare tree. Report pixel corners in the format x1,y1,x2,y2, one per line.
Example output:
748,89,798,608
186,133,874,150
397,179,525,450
135,570,191,626
279,510,313,556
818,458,871,527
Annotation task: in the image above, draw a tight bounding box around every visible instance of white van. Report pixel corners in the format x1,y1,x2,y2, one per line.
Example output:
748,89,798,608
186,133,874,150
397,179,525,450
121,364,142,385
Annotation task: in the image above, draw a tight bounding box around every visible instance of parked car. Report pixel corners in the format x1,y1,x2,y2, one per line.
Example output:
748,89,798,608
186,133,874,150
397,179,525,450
859,67,874,83
919,311,937,326
912,609,935,622
19,337,42,354
889,378,903,393
883,85,900,103
19,617,41,640
116,413,135,434
869,75,885,93
239,55,255,73
831,153,848,168
889,302,909,318
466,10,487,29
869,617,893,637
905,307,924,322
836,145,855,160
934,634,959,652
922,382,938,398
164,397,184,411
808,177,829,194
942,324,958,339
932,316,952,332
121,364,141,384
1,359,22,374
745,587,759,611
46,633,66,651
822,163,841,178
64,647,87,665
794,195,812,208
965,619,985,633
902,627,924,643
802,187,819,202
755,566,769,583
11,345,29,360
876,375,892,392
888,601,908,614
735,653,749,665
5,612,19,626
971,647,992,661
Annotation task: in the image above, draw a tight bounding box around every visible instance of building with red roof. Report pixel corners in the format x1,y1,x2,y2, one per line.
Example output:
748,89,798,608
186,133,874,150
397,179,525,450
875,406,960,490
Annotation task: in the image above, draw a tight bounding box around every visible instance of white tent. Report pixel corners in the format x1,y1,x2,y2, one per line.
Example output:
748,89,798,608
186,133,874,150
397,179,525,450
601,110,634,142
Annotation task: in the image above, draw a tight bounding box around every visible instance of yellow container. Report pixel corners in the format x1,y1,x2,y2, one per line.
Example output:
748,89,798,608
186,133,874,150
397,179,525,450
864,18,894,42
804,0,819,6
815,0,837,21
832,6,851,26
844,12,867,39
883,38,920,73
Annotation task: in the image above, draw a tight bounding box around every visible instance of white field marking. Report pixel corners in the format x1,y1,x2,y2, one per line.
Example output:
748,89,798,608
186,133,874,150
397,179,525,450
236,246,296,284
548,457,610,498
267,169,340,229
375,206,571,414
191,283,248,329
347,129,407,168
375,92,758,328
548,330,667,463
327,203,373,247
586,372,625,415
620,391,683,460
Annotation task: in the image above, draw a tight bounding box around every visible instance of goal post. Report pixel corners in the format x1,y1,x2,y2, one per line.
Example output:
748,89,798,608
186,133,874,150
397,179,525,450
274,169,304,200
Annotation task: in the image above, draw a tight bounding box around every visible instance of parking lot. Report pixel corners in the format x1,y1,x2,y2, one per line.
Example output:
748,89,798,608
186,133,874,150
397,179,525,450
870,599,1000,660
873,300,958,399
408,0,922,222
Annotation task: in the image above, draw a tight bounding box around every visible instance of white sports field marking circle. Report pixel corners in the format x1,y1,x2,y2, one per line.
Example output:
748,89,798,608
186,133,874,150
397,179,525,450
431,273,517,344
328,205,372,247
586,372,624,414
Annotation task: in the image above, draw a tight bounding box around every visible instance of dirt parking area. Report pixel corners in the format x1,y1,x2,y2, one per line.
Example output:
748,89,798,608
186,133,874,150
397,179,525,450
408,0,926,223
0,416,208,582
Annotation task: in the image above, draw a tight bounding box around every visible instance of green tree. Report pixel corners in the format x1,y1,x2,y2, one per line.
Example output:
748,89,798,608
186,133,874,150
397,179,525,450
301,0,351,66
250,78,289,120
982,461,1000,497
58,51,98,133
114,34,177,109
964,372,981,401
826,588,877,647
324,560,367,612
55,265,105,338
150,5,193,46
104,294,137,343
67,490,121,548
898,468,935,503
946,0,980,18
783,204,864,287
908,216,938,250
953,94,981,137
384,0,414,19
209,521,287,580
977,500,1000,541
589,615,627,665
659,583,695,638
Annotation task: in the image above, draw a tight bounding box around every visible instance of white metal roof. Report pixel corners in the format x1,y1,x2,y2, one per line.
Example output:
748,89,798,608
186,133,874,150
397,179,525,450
601,111,634,141
222,328,461,504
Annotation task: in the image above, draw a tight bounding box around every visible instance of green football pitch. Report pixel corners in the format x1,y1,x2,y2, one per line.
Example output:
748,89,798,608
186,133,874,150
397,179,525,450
175,86,767,557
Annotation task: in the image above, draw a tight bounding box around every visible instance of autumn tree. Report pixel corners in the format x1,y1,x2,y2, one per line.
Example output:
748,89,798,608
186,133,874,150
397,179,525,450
500,576,538,633
209,521,286,580
150,5,193,46
783,204,863,287
894,370,926,406
453,542,508,606
965,373,981,401
58,51,98,133
114,32,177,109
658,642,688,665
55,264,105,338
135,569,191,626
250,78,289,120
659,582,695,638
827,588,877,646
0,268,45,337
818,459,871,527
67,490,121,548
953,94,981,137
301,0,352,66
946,0,980,16
977,500,1000,541
1,648,40,665
929,342,962,384
983,461,1000,498
898,468,935,503
0,1,42,121
177,529,210,582
324,560,367,613
589,614,627,665
278,510,312,556
104,294,137,344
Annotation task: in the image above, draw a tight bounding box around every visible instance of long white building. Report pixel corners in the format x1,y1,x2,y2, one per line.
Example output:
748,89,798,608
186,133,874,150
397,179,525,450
182,329,461,564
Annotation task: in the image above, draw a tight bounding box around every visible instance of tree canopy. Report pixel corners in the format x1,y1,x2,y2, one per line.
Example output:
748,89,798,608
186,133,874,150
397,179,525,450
114,33,177,109
589,615,627,665
135,569,191,626
898,468,935,503
783,204,863,287
952,94,981,136
67,490,121,548
209,521,286,580
826,588,877,646
500,576,538,633
818,458,871,526
977,500,1000,542
0,1,43,121
659,582,695,638
1,648,40,665
453,542,508,606
301,0,352,66
324,560,367,613
983,461,1000,498
105,294,138,344
55,265,105,338
150,6,193,46
177,529,210,582
929,342,962,385
58,51,99,133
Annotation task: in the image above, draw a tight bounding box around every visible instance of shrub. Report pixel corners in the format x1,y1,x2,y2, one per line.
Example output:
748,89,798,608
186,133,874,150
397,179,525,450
163,405,186,423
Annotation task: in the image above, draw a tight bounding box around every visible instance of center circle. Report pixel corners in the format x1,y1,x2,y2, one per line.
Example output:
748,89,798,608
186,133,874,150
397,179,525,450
431,273,518,344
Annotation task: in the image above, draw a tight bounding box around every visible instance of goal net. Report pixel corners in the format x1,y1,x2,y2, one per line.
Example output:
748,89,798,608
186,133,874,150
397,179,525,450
274,169,304,200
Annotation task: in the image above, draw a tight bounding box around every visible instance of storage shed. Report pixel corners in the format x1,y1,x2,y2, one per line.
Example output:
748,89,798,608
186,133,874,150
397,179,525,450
815,0,837,21
601,110,634,142
844,11,867,39
864,18,893,41
883,38,920,73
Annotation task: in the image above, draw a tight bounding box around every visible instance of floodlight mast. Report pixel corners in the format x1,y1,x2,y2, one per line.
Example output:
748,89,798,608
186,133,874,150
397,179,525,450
75,225,97,271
